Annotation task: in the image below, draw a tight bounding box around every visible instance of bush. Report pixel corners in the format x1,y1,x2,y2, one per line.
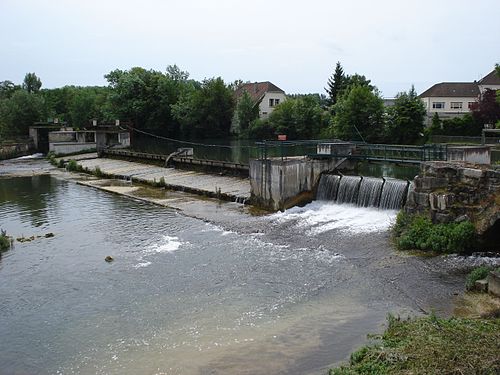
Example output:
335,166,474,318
394,212,475,253
0,229,11,251
466,266,492,291
94,166,103,177
66,159,83,172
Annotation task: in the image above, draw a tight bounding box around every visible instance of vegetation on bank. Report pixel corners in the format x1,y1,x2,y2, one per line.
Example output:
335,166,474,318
2,63,498,144
0,229,11,251
466,266,498,291
392,211,475,254
329,314,500,375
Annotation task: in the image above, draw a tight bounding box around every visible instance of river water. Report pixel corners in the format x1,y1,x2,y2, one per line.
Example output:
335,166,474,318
0,158,464,375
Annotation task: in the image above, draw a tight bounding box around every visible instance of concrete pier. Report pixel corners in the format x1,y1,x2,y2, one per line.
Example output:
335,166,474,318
249,156,354,210
67,157,251,203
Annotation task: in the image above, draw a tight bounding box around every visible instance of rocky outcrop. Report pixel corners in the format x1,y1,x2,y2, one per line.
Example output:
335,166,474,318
405,162,500,244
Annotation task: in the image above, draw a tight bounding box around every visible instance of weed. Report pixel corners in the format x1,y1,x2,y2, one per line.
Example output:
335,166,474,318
0,229,11,251
466,266,492,291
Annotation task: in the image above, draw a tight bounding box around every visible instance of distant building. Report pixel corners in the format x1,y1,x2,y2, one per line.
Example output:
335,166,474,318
419,70,500,126
234,81,286,120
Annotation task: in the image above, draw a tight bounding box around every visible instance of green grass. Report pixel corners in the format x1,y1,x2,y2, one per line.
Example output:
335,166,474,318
330,315,500,375
393,212,475,254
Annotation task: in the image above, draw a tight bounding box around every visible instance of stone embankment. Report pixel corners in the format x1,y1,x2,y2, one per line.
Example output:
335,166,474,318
65,156,251,203
405,161,500,246
0,140,35,160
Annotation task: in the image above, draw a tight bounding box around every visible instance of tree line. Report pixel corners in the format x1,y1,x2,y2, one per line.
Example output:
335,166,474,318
1,63,498,144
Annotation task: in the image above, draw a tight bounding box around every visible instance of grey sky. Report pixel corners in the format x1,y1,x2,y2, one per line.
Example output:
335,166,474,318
1,0,499,98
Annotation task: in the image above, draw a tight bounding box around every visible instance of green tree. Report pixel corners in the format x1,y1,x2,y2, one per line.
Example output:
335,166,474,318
0,81,21,99
325,62,347,106
251,96,330,139
22,73,42,93
384,86,426,144
0,90,45,137
331,85,384,142
235,90,259,135
172,77,235,138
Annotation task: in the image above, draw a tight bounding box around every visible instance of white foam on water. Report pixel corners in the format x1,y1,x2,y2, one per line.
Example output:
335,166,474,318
274,201,398,235
145,235,185,254
133,261,152,269
201,222,235,236
14,153,44,160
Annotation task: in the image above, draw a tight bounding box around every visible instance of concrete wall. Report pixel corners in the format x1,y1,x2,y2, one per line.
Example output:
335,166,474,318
447,146,490,164
0,141,35,160
49,142,97,155
250,156,354,210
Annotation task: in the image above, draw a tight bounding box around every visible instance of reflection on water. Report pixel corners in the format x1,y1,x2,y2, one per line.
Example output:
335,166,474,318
0,169,462,375
0,175,59,227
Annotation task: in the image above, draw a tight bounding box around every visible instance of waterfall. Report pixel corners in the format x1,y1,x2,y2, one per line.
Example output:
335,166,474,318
379,178,409,210
316,174,409,210
336,176,362,204
316,174,341,201
357,177,384,207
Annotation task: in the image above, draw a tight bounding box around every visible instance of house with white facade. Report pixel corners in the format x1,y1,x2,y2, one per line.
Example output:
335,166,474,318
234,81,286,120
419,69,500,126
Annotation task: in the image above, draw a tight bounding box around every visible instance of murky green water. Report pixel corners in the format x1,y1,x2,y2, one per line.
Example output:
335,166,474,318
0,159,463,375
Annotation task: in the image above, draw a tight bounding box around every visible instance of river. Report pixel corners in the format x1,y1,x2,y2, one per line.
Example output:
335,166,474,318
0,157,464,375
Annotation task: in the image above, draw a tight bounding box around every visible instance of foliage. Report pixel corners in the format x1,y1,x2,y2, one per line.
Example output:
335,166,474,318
66,159,83,172
22,73,42,94
325,62,347,106
94,166,103,177
246,119,275,139
267,96,330,139
0,89,46,137
0,80,21,99
331,85,385,142
466,266,492,291
393,212,475,253
171,77,234,138
0,229,11,251
384,86,425,144
426,113,482,137
329,315,500,375
470,88,500,128
235,90,259,135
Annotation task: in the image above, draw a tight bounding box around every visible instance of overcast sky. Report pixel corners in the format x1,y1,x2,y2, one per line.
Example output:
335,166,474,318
1,0,499,98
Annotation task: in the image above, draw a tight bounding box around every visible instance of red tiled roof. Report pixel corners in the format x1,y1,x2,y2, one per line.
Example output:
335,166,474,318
234,81,285,103
419,82,479,98
478,70,500,85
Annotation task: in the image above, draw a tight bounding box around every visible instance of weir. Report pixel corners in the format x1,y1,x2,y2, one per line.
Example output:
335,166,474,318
316,174,410,210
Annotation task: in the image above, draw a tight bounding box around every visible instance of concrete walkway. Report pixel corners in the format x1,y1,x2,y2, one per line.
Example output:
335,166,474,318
72,157,251,202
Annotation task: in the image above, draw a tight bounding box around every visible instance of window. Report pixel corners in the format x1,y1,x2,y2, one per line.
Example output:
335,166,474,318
269,98,280,107
432,102,445,109
450,102,463,109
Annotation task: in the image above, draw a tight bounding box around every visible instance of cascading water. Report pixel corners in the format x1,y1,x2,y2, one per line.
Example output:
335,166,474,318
357,177,384,208
316,174,409,210
336,176,362,204
379,178,409,210
316,174,341,201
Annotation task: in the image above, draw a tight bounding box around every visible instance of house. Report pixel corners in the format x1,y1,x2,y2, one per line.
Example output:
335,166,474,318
234,81,286,120
419,69,500,126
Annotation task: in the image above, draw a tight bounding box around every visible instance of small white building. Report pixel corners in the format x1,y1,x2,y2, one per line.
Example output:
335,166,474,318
234,81,286,120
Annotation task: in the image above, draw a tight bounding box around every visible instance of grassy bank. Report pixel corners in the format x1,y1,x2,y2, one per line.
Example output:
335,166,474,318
330,314,500,375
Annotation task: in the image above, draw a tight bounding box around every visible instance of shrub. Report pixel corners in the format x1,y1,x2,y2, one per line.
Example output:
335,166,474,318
66,159,84,172
466,266,492,291
394,212,475,253
0,229,11,251
94,166,103,177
